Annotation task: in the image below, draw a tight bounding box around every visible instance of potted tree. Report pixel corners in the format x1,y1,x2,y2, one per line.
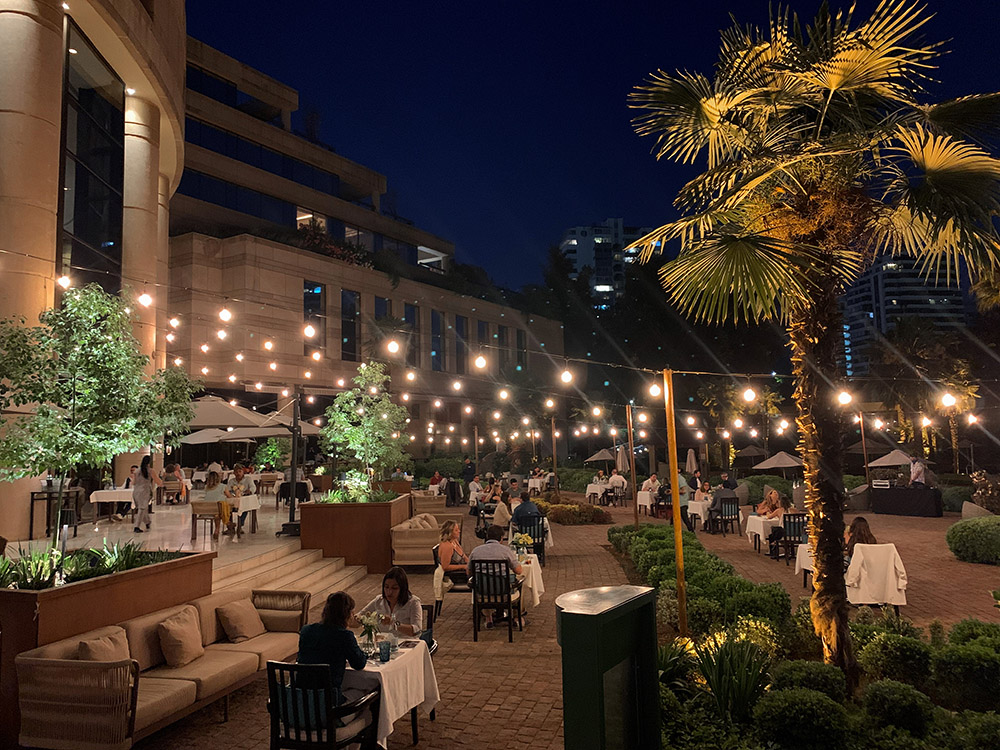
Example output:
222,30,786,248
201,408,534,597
299,362,412,571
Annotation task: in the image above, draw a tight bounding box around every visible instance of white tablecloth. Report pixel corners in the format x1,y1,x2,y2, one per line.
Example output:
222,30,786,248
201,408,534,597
89,489,133,505
637,491,653,513
231,493,261,513
688,499,711,527
341,639,439,746
517,553,544,607
585,483,607,499
744,513,780,544
527,477,546,492
192,470,232,483
795,543,814,575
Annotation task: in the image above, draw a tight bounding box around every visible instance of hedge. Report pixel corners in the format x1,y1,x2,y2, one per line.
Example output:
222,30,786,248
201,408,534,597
932,644,1000,712
946,516,1000,565
770,660,846,703
941,485,975,512
534,498,613,525
949,618,1000,645
863,680,935,738
858,633,932,686
753,688,848,750
743,474,793,505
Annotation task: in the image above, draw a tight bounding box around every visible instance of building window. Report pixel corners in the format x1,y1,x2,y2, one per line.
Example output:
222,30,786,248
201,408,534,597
431,310,445,372
60,21,124,292
454,315,468,375
341,289,360,362
176,169,296,225
374,296,392,321
516,329,527,370
297,208,324,231
404,303,420,368
304,281,325,354
477,320,489,347
497,325,509,368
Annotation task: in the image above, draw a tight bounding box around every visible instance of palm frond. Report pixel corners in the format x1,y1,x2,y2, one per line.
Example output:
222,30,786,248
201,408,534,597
971,270,1000,312
917,93,1000,148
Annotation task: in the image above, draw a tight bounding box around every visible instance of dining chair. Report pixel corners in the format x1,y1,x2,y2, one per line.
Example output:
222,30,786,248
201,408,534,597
470,560,522,643
518,515,547,566
719,498,741,537
266,661,380,749
277,481,310,510
780,513,808,564
431,544,471,617
407,603,439,743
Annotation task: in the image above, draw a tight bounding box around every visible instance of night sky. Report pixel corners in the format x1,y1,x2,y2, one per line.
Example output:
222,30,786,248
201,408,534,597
187,1,999,289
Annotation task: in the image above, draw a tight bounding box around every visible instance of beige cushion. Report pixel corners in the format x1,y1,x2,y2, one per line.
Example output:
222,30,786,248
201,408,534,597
120,604,190,671
78,629,130,661
258,609,303,633
190,588,253,646
335,709,372,743
216,599,266,643
134,677,197,731
157,606,204,667
21,626,125,661
207,631,299,669
144,650,258,700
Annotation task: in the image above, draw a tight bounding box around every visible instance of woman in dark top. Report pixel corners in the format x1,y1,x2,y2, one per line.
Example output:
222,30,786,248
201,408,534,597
297,591,366,699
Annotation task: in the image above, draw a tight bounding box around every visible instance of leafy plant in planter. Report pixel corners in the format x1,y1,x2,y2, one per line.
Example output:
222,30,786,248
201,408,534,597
0,284,199,545
254,437,290,470
319,362,410,502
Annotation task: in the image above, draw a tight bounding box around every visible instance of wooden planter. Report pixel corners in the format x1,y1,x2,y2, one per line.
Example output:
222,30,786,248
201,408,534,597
300,494,411,573
0,550,216,749
374,480,412,496
309,474,334,492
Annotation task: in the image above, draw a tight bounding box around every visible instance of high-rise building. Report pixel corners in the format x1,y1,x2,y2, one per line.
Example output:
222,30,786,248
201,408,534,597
841,256,971,376
558,218,653,308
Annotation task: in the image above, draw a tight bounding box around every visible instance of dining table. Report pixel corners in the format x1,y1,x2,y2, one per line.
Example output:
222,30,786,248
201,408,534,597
636,490,654,515
743,512,781,553
527,477,546,494
340,638,440,747
89,488,135,522
585,483,608,503
515,552,545,607
795,543,815,587
687,499,712,529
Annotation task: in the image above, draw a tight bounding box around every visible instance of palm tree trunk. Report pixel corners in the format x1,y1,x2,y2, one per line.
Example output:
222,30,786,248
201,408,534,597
949,415,960,474
787,293,858,690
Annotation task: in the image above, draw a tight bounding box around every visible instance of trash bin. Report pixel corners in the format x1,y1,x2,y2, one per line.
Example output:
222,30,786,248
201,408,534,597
555,585,659,750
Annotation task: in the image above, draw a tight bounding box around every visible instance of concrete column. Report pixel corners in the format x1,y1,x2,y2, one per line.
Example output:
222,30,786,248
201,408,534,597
0,0,65,543
155,173,169,371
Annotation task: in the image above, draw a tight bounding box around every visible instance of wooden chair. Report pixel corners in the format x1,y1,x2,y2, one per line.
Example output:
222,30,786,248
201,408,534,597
718,498,741,537
780,513,808,565
259,472,279,495
518,515,547,567
470,560,522,643
157,478,185,505
189,501,217,542
611,484,627,507
266,661,380,749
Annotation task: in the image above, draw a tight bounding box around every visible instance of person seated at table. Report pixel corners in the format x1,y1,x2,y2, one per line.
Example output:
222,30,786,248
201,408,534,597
593,469,607,484
492,495,513,529
468,474,484,510
467,525,523,628
502,478,520,501
113,465,139,520
161,463,187,504
764,495,791,559
437,520,469,578
756,488,781,516
297,591,367,699
204,471,230,540
687,469,702,491
511,491,541,530
719,472,738,491
429,471,443,486
845,515,877,564
360,567,423,637
391,466,406,480
207,460,223,475
607,469,627,505
225,464,257,535
641,474,660,494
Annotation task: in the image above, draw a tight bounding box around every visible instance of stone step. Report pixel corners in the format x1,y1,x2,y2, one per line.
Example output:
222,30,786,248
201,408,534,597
310,564,369,603
212,538,302,582
213,548,325,591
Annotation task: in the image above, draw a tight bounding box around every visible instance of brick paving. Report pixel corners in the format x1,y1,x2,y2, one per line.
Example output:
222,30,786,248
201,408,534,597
136,507,628,750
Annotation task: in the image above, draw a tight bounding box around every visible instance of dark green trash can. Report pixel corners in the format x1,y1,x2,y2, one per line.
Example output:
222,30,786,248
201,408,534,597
556,585,659,750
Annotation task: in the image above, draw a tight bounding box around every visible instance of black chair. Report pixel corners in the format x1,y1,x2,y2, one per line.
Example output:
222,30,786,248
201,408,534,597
470,560,522,643
266,661,380,749
719,498,741,537
780,513,808,565
431,543,470,617
611,484,627,507
518,515,547,567
407,603,438,742
277,481,310,509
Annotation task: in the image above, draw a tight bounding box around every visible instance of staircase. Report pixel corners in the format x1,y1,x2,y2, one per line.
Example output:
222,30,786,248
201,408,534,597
212,541,367,604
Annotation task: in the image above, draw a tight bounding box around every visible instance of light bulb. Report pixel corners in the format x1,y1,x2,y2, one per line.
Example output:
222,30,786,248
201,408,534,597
474,355,487,369
269,362,277,371
228,374,237,383
779,419,789,429
406,371,416,381
448,425,455,432
303,324,316,338
410,435,416,442
837,391,853,405
307,396,317,405
433,399,442,408
311,351,321,361
402,393,410,401
445,438,451,444
610,428,618,436
545,398,555,409
462,438,469,444
921,416,931,427
638,430,647,438
281,389,289,397
201,367,209,375
493,411,501,420
734,418,744,429
138,293,152,307
452,380,462,391
336,379,345,387
57,275,71,289
304,371,312,379
592,406,602,417
853,414,861,423
229,400,237,407
941,392,956,407
264,341,273,351
722,430,730,439
235,352,244,362
743,387,756,402
776,427,784,435
749,428,758,438
200,343,209,353
219,307,232,322
217,329,227,340
968,414,979,424
464,405,472,414
649,383,662,397
173,357,183,366
686,416,695,426
696,431,704,440
637,413,648,423
370,386,378,394
522,416,530,425
554,431,561,438
169,317,180,328
314,418,322,426
254,382,262,390
498,389,509,400
386,339,400,354
874,418,885,429
165,332,175,343
560,369,573,384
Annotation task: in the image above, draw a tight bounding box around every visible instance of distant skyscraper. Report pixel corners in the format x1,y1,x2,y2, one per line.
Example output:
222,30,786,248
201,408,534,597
558,218,654,308
841,256,971,376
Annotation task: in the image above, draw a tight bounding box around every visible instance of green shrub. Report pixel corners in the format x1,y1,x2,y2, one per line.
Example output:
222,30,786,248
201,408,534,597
555,467,593,493
946,516,1000,565
850,608,924,650
696,639,771,725
941,485,975,512
928,620,946,649
656,585,679,630
660,686,767,749
939,473,974,486
950,711,1000,750
932,644,1000,711
730,582,792,625
412,455,464,479
967,636,1000,653
949,618,1000,645
658,638,695,695
753,688,848,750
688,597,725,633
863,680,934,737
533,500,613,524
858,633,932,686
743,475,793,505
770,660,846,703
843,474,867,492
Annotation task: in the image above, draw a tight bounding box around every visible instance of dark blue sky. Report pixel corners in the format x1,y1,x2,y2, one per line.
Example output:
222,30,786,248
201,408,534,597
188,1,997,288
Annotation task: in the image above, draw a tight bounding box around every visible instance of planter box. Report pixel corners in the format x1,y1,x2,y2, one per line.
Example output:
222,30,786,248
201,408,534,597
0,550,216,749
375,480,412,496
309,474,333,492
300,494,411,573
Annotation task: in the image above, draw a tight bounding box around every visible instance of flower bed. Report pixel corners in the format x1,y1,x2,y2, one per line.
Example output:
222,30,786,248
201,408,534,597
536,497,613,524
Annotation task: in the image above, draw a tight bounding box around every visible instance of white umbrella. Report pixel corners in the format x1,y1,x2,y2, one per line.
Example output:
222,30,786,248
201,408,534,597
615,445,629,473
222,424,320,441
869,449,915,467
180,428,229,445
187,396,268,429
736,445,767,458
585,448,616,463
685,448,698,474
753,451,804,470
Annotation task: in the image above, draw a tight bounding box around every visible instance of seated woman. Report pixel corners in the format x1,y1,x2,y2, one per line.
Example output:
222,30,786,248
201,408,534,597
360,567,422,636
593,469,607,484
429,471,443,486
695,481,718,532
297,591,366,698
764,494,791,559
845,515,877,564
203,471,230,540
161,463,188,504
756,488,780,516
492,495,513,528
437,520,468,582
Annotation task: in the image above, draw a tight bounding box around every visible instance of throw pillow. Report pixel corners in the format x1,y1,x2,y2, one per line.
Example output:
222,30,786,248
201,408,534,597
78,630,130,661
216,599,267,643
157,606,204,667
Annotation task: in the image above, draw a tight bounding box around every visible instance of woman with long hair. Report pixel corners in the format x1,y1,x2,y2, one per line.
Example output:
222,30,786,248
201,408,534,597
131,455,161,533
437,520,468,573
360,566,423,636
845,516,877,560
297,591,366,698
203,471,230,540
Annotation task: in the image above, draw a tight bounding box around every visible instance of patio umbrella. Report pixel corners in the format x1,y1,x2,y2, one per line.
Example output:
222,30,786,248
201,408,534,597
615,445,629,473
685,448,698,474
869,449,915,467
585,448,616,463
180,428,229,445
187,396,268,429
752,451,804,470
735,445,767,458
222,423,320,441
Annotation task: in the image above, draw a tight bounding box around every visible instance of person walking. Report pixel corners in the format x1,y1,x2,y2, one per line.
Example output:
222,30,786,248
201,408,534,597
132,455,161,533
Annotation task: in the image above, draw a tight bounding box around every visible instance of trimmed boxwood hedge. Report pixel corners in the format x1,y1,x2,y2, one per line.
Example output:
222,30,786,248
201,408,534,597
753,688,848,750
946,516,1000,565
858,633,932,686
770,660,846,703
932,644,1000,712
864,680,935,737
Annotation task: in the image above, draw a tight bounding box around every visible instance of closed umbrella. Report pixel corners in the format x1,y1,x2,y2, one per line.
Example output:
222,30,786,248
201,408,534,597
615,445,629,473
685,448,698,474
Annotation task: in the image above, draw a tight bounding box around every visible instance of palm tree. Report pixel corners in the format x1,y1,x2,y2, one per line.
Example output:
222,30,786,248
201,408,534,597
627,1,1000,683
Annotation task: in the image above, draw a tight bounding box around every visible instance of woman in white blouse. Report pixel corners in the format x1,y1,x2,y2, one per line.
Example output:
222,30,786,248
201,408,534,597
360,567,422,636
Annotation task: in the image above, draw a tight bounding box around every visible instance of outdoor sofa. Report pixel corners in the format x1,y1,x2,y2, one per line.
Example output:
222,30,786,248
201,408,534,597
16,587,309,749
391,511,464,566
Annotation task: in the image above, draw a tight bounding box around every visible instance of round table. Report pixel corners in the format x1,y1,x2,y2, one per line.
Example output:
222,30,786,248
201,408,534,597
744,512,781,553
585,483,608,503
515,553,545,607
688,499,712,529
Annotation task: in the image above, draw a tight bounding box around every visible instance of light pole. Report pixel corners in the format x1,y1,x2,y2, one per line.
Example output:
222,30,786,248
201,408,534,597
858,412,872,488
625,405,639,531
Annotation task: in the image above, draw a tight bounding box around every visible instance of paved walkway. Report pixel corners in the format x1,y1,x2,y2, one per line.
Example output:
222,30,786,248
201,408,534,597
136,511,627,750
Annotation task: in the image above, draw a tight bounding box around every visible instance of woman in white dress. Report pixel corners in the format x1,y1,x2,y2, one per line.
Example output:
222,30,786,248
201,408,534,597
360,566,422,636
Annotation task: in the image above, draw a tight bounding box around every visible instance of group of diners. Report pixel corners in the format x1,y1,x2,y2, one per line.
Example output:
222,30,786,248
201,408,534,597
639,468,739,532
589,468,629,505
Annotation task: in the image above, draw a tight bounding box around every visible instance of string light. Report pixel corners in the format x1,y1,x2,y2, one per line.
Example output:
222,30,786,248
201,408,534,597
336,378,345,387
521,416,530,425
303,324,316,338
254,382,263,390
649,383,662,397
610,428,618,436
229,399,237,406
448,425,455,432
573,429,580,436
722,430,730,439
264,341,273,351
386,339,400,354
637,413,648,423
228,374,237,383
402,393,410,401
461,437,469,445
874,418,885,429
733,418,744,429
554,430,561,438
307,396,315,404
168,317,180,328
201,366,209,375
200,343,209,353
269,362,277,371
853,414,861,423
493,411,501,420
743,387,757,402
749,428,758,438
940,393,957,407
217,329,227,340
921,416,932,427
474,355,487,369
410,435,416,442
560,369,573,384
235,352,244,362
592,406,602,417
219,307,232,322
479,437,485,444
837,391,853,405
638,430,647,438
57,275,71,289
304,371,312,378
311,351,321,361
498,389,509,400
165,332,175,343
968,414,979,424
433,399,442,408
779,419,789,429
313,418,322,426
138,292,152,307
445,437,451,445
369,386,378,395
406,371,416,381
464,405,473,414
686,416,695,426
776,427,784,435
696,431,704,439
452,380,462,391
173,357,183,366
545,398,555,408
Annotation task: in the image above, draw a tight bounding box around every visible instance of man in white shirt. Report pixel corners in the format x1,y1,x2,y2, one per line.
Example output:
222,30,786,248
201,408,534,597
608,469,628,506
207,460,223,475
468,474,484,506
909,458,926,488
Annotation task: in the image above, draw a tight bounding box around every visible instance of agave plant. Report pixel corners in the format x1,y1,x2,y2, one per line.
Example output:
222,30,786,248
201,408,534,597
61,549,109,583
657,638,697,697
96,540,147,573
695,639,772,725
628,0,1000,683
0,555,14,589
11,547,60,590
